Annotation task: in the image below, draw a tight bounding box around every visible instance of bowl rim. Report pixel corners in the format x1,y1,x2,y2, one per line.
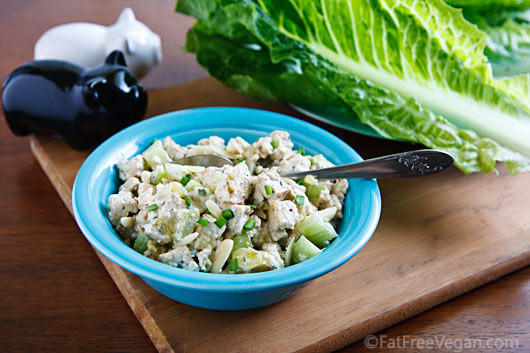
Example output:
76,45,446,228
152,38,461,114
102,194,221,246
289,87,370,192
73,107,381,292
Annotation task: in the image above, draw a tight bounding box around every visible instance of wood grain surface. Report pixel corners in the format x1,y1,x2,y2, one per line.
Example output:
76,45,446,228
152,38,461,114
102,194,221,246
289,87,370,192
1,1,529,352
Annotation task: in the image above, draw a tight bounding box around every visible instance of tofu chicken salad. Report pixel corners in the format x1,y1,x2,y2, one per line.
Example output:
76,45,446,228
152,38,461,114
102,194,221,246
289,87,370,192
107,131,348,274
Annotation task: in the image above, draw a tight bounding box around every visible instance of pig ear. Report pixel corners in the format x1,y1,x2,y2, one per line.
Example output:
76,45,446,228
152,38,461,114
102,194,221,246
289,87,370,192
105,50,127,66
125,35,135,54
118,7,136,23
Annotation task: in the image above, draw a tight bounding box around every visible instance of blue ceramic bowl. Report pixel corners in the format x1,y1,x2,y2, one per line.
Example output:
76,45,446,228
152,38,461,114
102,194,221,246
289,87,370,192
72,107,381,310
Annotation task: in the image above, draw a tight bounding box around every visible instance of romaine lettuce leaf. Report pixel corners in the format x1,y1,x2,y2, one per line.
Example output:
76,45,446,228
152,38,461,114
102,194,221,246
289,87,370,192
445,0,530,9
461,8,530,77
177,0,530,174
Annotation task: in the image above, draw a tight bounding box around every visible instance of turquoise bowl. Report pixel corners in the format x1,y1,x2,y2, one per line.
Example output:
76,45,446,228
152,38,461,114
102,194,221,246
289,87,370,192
72,107,381,310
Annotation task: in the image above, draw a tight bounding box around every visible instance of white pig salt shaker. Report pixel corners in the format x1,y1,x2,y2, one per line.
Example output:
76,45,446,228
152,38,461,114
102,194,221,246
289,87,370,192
34,7,162,79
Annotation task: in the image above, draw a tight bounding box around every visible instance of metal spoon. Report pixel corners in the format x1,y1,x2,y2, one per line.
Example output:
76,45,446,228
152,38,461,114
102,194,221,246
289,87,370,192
281,150,454,179
173,154,234,168
173,149,454,179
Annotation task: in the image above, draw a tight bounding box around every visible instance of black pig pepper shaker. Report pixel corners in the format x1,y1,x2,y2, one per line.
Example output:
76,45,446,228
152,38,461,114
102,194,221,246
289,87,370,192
2,50,147,149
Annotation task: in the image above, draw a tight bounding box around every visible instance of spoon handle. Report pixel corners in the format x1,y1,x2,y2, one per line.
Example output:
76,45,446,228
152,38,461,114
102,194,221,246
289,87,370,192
281,149,454,179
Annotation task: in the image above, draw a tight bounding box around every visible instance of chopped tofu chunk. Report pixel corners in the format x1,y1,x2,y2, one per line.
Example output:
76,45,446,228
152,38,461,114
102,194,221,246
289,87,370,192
226,137,251,157
108,191,138,224
119,177,140,193
137,183,156,208
225,205,252,237
198,136,225,147
215,163,251,206
267,200,300,241
201,167,225,193
163,136,188,160
277,152,311,174
194,214,225,250
332,179,349,201
270,130,294,160
159,247,199,271
197,248,213,272
251,170,301,206
262,242,284,262
252,136,274,159
117,155,144,181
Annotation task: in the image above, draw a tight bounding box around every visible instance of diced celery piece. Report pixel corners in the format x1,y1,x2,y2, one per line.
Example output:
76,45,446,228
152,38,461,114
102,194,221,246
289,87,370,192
151,165,169,185
305,184,325,200
143,139,171,169
168,181,187,197
231,232,252,254
296,214,338,248
134,233,149,254
284,236,296,266
144,240,165,260
180,207,200,236
291,236,321,264
245,160,256,174
185,179,202,191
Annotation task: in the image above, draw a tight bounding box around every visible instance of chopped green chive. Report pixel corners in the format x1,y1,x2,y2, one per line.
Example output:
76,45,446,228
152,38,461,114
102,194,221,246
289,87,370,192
205,210,211,214
295,195,305,205
237,157,244,163
184,195,191,206
228,258,239,271
243,218,256,231
297,178,305,185
214,216,227,228
271,139,280,149
298,147,306,156
309,157,315,165
180,173,191,186
146,204,159,212
249,204,257,209
197,218,210,227
222,208,235,220
265,185,273,195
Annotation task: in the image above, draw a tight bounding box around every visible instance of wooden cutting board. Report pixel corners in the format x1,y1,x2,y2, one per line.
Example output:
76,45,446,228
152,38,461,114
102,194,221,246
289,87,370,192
30,77,530,353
